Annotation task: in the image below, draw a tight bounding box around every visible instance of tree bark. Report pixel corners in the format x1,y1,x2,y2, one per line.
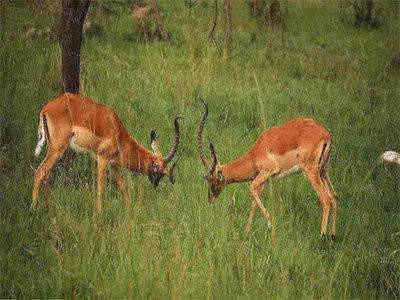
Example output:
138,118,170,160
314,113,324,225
61,0,90,171
61,0,90,94
366,0,373,25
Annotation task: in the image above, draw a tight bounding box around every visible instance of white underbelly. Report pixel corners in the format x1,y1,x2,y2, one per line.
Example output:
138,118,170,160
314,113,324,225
273,164,301,179
69,138,91,153
68,126,103,154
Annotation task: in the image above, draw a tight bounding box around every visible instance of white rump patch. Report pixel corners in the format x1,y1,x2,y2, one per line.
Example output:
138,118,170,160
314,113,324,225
34,120,46,157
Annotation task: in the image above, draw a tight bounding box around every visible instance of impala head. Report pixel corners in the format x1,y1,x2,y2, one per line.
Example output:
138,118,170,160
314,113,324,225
197,99,226,202
204,140,226,202
147,117,183,187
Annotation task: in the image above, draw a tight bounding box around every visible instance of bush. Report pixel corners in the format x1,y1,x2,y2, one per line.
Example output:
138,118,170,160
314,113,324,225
338,0,385,28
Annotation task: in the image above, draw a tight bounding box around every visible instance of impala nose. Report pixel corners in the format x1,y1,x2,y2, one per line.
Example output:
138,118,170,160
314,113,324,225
208,195,215,203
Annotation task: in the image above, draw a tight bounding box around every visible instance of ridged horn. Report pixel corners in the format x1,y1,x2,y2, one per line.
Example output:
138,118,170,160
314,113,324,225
208,139,218,176
198,99,209,169
168,149,184,184
164,117,182,163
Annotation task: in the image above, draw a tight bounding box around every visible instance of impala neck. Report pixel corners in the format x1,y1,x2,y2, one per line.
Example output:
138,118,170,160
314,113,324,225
220,152,257,184
120,132,154,174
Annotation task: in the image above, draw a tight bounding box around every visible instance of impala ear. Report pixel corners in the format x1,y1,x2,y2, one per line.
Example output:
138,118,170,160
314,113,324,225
150,130,157,143
217,170,224,181
150,130,160,154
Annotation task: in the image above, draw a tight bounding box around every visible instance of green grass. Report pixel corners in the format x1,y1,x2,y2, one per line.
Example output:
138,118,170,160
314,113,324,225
1,0,400,297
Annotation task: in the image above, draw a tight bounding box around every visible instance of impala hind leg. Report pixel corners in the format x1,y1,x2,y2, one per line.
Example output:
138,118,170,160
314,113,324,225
32,148,66,209
321,168,337,240
302,166,333,240
319,142,337,240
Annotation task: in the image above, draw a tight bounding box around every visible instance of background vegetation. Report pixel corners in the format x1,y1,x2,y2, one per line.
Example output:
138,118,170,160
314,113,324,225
1,0,400,297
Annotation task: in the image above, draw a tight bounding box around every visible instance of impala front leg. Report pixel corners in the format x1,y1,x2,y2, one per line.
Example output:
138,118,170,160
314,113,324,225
244,200,258,239
112,165,130,210
248,170,277,234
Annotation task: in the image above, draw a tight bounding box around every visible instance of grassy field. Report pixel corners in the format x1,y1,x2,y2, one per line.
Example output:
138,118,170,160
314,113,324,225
1,0,400,297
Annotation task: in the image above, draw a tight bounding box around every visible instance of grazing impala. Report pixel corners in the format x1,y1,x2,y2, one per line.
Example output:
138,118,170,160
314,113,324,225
198,100,337,240
32,93,182,211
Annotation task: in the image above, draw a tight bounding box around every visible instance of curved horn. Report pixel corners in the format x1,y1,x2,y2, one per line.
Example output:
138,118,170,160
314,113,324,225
198,99,209,169
169,149,184,184
164,117,182,163
208,139,218,176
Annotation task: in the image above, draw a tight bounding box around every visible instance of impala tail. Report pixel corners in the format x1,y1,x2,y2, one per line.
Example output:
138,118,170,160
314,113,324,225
34,112,49,157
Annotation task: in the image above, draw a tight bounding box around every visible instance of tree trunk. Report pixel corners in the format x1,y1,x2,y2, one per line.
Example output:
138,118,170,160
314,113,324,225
61,0,90,171
61,0,90,94
366,0,373,25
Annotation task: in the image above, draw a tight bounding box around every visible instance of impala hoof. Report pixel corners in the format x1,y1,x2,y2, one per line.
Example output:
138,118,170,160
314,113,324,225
331,234,336,241
320,234,328,241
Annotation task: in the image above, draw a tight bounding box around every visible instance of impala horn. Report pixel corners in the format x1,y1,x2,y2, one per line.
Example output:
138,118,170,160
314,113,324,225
164,117,182,163
169,149,184,184
208,139,218,176
198,98,209,170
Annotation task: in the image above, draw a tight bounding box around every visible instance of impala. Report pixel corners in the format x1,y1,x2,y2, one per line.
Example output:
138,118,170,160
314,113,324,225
32,93,182,211
198,100,337,240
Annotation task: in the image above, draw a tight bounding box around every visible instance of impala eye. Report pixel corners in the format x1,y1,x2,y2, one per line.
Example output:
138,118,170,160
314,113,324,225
217,170,224,181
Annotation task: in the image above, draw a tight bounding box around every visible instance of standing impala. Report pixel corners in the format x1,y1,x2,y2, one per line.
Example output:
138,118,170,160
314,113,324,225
198,100,337,240
32,93,182,211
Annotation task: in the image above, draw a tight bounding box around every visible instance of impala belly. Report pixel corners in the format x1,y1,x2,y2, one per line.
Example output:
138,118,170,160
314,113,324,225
273,164,301,179
69,126,104,154
269,149,301,179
